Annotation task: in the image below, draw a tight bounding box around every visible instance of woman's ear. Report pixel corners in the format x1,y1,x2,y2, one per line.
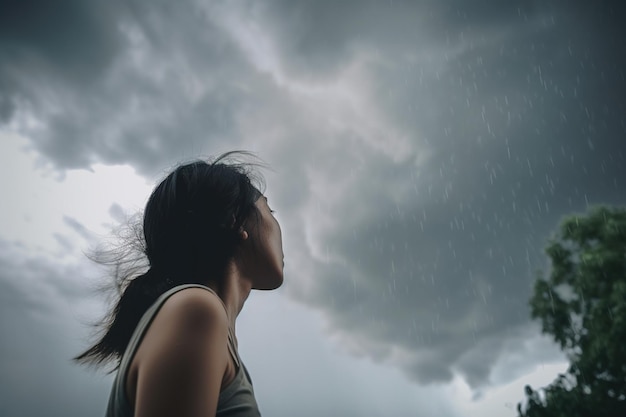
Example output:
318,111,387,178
231,214,249,241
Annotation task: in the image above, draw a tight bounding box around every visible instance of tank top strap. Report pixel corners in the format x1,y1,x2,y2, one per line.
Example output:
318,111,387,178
226,325,241,369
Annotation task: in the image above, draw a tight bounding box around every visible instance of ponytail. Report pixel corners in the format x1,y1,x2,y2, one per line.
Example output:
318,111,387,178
74,268,174,368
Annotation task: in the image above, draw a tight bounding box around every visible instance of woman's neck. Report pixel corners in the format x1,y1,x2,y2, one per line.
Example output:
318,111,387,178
206,262,253,334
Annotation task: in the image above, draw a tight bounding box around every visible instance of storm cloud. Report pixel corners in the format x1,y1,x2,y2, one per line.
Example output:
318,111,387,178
1,0,625,415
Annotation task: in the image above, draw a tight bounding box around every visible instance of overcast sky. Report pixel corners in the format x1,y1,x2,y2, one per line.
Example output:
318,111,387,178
1,1,625,416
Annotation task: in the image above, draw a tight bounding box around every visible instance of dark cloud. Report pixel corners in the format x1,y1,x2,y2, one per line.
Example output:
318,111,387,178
63,215,95,241
0,239,111,417
239,0,553,81
0,0,122,74
108,203,127,223
0,0,275,176
256,0,626,387
0,0,123,123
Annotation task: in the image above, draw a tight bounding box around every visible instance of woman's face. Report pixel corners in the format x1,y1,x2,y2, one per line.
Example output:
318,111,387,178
241,195,284,290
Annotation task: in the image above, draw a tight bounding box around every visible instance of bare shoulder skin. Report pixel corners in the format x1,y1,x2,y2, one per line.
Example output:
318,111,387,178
126,288,236,417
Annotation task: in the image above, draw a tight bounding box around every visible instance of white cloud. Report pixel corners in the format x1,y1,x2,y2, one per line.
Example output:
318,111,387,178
0,132,152,255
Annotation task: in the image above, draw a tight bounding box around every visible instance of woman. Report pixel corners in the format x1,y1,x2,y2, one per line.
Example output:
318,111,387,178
76,152,283,417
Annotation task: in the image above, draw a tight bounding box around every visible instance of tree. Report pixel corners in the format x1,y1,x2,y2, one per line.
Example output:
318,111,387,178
517,206,626,417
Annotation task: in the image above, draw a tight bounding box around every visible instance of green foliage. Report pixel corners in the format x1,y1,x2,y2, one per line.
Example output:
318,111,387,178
518,206,626,417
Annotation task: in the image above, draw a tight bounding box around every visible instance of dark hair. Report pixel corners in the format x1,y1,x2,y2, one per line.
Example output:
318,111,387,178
75,151,264,368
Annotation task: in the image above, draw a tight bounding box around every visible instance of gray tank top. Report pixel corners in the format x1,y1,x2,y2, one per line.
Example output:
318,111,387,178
105,284,261,417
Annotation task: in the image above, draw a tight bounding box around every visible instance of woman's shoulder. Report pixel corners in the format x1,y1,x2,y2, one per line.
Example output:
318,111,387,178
156,286,229,336
126,286,231,412
133,286,230,364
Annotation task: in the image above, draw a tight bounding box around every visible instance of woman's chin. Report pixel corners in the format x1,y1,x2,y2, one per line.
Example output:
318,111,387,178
254,272,284,290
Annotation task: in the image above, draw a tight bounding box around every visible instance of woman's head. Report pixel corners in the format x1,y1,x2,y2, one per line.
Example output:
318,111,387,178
75,151,281,367
143,152,266,283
